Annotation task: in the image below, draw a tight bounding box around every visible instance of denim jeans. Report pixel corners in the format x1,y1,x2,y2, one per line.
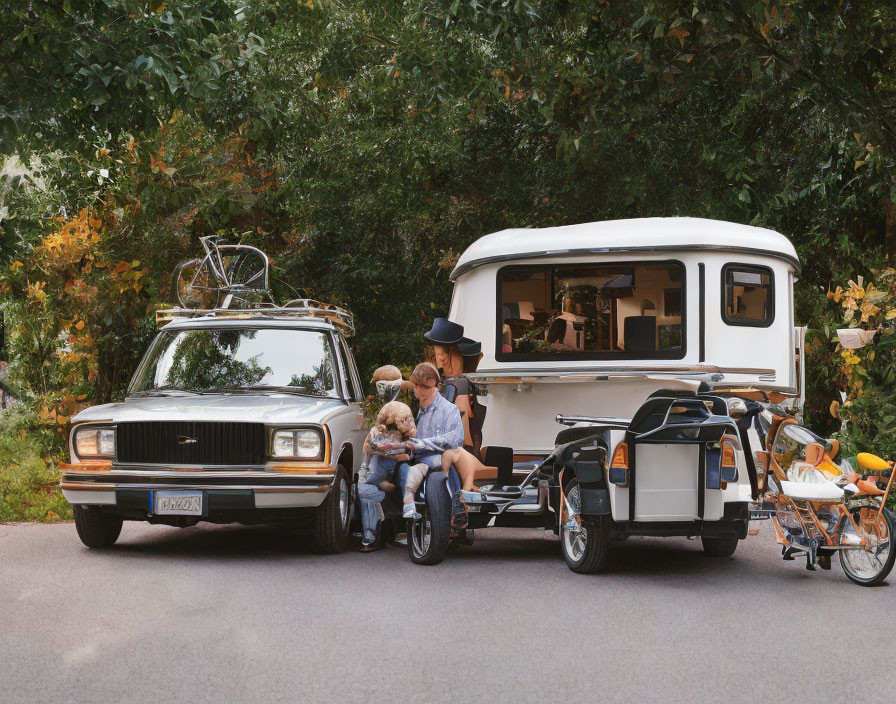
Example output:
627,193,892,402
357,455,410,543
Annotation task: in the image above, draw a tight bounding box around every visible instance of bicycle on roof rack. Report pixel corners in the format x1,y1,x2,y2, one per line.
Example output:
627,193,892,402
173,236,273,310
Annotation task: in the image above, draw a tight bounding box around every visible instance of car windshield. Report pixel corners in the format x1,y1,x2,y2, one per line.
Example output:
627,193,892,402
130,327,339,397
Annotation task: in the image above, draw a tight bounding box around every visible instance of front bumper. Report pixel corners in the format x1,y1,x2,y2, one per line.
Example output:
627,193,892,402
60,463,335,510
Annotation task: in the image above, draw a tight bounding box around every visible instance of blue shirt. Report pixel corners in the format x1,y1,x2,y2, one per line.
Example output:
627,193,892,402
413,392,463,463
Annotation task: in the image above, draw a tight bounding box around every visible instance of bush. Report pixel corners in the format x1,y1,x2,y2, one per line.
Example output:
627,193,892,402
828,270,896,462
0,408,71,522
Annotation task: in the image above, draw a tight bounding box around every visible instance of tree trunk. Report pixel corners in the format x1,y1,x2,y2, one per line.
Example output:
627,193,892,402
886,196,896,264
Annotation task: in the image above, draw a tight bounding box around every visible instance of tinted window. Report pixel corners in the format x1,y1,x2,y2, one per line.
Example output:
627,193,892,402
723,265,774,326
498,262,685,360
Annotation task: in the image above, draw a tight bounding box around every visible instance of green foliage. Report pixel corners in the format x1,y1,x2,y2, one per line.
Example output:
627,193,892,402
2,0,896,495
827,270,896,460
1,1,272,154
0,407,71,523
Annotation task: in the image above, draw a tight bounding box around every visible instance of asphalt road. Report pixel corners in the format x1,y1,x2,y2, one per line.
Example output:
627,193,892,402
1,520,894,704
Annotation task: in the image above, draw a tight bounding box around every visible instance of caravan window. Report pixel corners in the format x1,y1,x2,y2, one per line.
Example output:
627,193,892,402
497,261,685,361
722,265,774,327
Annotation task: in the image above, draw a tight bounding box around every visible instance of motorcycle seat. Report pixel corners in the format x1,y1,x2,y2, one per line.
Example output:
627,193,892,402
780,480,844,502
856,452,891,473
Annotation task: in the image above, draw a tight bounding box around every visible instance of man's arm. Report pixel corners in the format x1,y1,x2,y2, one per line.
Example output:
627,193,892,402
411,405,464,453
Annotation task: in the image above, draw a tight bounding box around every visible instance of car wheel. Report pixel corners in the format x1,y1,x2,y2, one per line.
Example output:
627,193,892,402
408,471,451,565
73,505,123,548
701,536,739,557
310,465,351,554
560,478,610,574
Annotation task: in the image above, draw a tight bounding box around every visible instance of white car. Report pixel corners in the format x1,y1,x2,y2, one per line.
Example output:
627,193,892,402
60,307,366,552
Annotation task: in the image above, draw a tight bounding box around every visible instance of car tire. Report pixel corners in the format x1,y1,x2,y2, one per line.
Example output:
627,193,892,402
73,505,123,548
701,536,739,557
310,465,351,554
561,478,610,574
408,471,451,565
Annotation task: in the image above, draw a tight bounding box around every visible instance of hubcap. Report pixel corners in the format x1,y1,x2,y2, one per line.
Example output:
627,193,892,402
412,511,432,556
338,478,349,529
562,485,588,562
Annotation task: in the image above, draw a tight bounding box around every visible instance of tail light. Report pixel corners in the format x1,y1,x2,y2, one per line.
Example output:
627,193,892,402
609,442,629,487
720,436,738,483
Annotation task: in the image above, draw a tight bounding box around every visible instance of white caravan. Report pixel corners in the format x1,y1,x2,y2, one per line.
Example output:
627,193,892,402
408,217,802,570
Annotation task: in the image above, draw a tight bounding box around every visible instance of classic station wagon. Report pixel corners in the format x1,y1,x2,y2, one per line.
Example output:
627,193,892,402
60,304,366,552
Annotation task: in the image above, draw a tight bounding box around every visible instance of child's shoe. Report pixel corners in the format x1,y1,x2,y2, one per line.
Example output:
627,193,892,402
402,503,421,520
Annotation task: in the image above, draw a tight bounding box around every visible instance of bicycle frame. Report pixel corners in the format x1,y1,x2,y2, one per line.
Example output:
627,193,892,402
198,236,270,292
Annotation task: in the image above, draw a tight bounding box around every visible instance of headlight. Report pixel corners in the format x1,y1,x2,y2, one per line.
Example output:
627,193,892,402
74,426,116,459
271,429,323,460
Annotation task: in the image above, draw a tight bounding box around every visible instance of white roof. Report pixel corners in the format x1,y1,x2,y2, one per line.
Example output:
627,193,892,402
450,217,799,280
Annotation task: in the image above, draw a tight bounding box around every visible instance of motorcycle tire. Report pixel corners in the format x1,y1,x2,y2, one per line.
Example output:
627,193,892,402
408,471,451,565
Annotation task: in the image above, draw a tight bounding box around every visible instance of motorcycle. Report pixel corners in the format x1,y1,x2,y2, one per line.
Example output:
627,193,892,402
748,403,895,586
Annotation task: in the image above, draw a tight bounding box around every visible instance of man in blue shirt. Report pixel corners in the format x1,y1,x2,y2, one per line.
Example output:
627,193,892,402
357,363,464,550
402,362,466,525
407,362,464,468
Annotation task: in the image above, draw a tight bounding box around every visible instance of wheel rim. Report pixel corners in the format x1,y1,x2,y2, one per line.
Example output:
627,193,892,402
176,259,217,309
562,484,588,563
841,508,891,582
337,477,349,530
411,510,432,557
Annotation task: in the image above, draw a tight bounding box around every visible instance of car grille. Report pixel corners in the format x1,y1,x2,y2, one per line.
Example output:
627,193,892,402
116,422,267,466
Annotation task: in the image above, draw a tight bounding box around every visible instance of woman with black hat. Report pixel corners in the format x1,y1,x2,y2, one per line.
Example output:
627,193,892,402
423,318,485,456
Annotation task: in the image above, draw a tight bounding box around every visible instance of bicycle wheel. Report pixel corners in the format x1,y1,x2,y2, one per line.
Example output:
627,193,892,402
218,246,271,309
173,257,220,309
222,246,268,288
840,507,895,586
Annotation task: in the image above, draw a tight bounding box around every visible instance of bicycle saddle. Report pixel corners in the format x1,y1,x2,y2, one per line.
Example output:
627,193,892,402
856,452,891,473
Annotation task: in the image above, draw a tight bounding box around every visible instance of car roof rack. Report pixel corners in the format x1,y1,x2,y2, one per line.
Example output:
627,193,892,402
155,298,355,335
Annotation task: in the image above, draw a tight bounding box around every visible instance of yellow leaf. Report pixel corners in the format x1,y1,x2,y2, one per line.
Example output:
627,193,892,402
855,160,866,169
10,260,23,269
668,27,690,48
760,23,771,40
75,320,85,331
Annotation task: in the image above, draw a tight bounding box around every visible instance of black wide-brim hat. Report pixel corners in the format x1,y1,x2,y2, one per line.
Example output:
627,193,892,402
457,337,481,357
423,317,464,346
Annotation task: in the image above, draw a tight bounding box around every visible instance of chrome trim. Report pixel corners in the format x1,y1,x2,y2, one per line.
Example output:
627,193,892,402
556,414,631,428
61,481,330,492
468,365,776,379
62,489,117,505
64,469,335,480
449,244,801,281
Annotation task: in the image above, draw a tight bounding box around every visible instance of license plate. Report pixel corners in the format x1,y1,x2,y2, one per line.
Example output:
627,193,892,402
154,491,203,516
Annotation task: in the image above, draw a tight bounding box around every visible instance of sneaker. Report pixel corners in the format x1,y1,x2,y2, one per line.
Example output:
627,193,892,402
394,532,408,546
403,503,421,520
460,490,483,503
360,540,380,553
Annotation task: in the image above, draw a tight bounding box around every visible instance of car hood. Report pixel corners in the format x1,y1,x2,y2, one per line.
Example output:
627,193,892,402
71,393,348,425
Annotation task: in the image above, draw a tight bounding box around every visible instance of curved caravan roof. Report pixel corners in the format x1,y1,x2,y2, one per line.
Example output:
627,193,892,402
450,217,799,281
